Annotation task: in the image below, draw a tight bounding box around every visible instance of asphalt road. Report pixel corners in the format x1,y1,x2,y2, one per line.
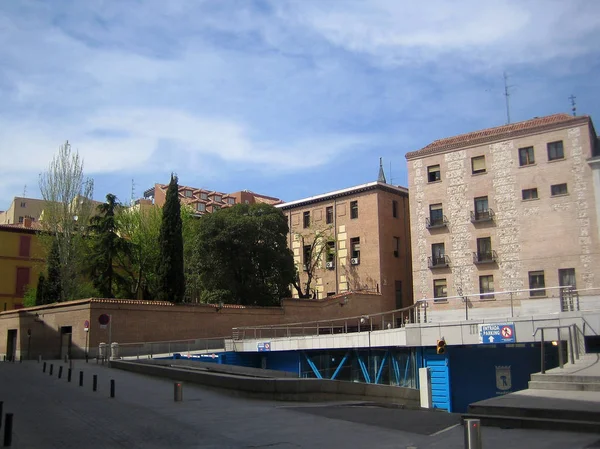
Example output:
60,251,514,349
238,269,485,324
0,360,598,448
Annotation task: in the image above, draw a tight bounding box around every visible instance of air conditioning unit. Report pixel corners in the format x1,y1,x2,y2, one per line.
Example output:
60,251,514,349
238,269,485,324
326,261,334,269
350,257,360,265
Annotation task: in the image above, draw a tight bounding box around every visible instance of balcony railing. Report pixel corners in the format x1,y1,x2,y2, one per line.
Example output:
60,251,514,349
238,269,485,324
470,208,495,223
426,215,448,229
428,255,450,268
473,250,498,264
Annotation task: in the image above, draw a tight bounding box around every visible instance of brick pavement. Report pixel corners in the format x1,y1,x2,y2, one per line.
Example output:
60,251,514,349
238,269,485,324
0,360,598,448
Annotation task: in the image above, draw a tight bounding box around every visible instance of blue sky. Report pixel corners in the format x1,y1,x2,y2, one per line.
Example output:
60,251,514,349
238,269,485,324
1,0,599,207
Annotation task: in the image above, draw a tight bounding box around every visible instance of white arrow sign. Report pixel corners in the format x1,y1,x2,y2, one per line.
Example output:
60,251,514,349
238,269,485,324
488,336,495,343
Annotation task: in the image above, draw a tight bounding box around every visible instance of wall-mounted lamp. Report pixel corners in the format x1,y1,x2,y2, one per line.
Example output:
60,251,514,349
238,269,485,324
340,296,349,307
551,341,558,346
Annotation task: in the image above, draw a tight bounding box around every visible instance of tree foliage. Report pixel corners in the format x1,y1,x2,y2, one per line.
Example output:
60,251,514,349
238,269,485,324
38,140,94,301
191,203,295,306
45,239,62,303
157,174,185,303
35,272,45,306
88,194,130,298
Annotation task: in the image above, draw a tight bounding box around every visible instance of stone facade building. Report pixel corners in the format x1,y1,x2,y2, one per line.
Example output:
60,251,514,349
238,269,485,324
277,178,413,312
405,113,600,318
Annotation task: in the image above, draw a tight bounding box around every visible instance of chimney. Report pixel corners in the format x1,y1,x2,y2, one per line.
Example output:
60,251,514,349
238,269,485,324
23,217,32,228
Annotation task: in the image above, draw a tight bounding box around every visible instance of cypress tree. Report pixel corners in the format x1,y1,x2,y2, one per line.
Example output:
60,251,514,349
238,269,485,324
157,174,185,303
45,239,62,302
35,272,45,306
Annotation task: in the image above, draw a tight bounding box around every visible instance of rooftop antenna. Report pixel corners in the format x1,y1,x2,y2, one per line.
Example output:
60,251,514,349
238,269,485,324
389,161,394,185
503,71,514,124
569,94,577,116
131,178,136,205
23,184,27,198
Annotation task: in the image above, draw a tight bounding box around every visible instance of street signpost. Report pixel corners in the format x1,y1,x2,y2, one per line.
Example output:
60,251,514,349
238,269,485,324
479,323,516,344
257,342,271,352
84,320,90,362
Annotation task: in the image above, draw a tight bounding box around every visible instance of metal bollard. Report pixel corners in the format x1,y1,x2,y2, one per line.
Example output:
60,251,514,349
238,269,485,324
110,379,115,398
64,355,68,363
3,413,13,447
0,401,3,430
93,374,97,392
174,382,183,402
58,366,63,379
464,419,482,449
38,355,41,363
67,368,72,382
43,362,46,373
49,364,53,376
79,371,83,387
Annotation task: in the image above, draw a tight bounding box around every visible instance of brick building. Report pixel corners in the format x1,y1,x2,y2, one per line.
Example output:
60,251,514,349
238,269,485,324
405,113,600,317
276,175,413,312
143,183,282,215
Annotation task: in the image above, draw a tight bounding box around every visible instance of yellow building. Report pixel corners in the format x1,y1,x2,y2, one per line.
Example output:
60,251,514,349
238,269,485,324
0,219,45,311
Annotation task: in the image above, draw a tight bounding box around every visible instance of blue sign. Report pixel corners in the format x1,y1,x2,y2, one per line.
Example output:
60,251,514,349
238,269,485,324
257,342,271,352
479,323,516,344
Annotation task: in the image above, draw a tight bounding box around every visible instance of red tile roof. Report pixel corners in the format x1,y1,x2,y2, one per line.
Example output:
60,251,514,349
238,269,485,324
406,114,590,160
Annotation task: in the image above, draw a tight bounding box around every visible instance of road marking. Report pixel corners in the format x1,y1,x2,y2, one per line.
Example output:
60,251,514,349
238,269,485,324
429,423,461,436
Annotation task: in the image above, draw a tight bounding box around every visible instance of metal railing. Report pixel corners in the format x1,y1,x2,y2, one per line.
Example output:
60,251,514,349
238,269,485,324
232,302,423,341
470,208,495,223
533,324,581,374
472,250,498,264
426,215,448,229
117,337,226,359
428,255,450,268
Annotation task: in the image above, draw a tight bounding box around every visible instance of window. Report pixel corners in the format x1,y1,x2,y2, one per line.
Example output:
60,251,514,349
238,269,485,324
547,141,564,161
393,237,400,258
200,193,208,200
529,271,546,296
227,198,235,205
522,188,538,200
392,200,398,218
519,146,535,166
433,279,447,302
184,190,192,198
19,236,31,257
196,203,206,212
303,245,311,271
429,203,444,226
20,201,26,208
479,275,494,300
428,165,441,182
213,205,221,211
431,243,445,266
473,196,489,220
477,237,492,261
551,183,568,196
559,268,576,289
395,280,403,308
303,211,310,228
326,241,335,264
350,201,358,219
18,216,24,224
327,292,336,297
15,267,30,298
350,237,360,260
326,206,333,224
214,195,222,203
471,156,486,174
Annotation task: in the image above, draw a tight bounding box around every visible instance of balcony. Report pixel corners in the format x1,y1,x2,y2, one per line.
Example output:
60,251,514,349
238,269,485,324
473,250,498,264
428,255,450,269
426,215,448,229
470,208,495,223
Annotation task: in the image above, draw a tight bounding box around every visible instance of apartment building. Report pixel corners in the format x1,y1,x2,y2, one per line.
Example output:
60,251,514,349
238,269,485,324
144,184,282,215
0,197,47,224
276,179,412,312
0,219,44,310
405,113,600,314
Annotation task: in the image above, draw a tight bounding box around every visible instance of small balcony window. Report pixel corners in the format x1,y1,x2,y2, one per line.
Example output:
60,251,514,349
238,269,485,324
519,146,535,166
474,237,497,264
427,204,447,228
471,196,494,222
429,243,449,268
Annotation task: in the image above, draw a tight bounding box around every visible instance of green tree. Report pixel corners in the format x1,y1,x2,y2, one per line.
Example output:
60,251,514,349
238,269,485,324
35,272,45,306
88,194,130,298
38,140,94,301
157,174,185,303
292,226,335,299
192,203,295,306
45,239,62,303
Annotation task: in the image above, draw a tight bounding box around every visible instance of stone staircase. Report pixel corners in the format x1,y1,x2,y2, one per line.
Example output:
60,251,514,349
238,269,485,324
463,354,600,433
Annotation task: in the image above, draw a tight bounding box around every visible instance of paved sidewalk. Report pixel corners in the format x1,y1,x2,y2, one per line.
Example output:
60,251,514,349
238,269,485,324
0,360,598,448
